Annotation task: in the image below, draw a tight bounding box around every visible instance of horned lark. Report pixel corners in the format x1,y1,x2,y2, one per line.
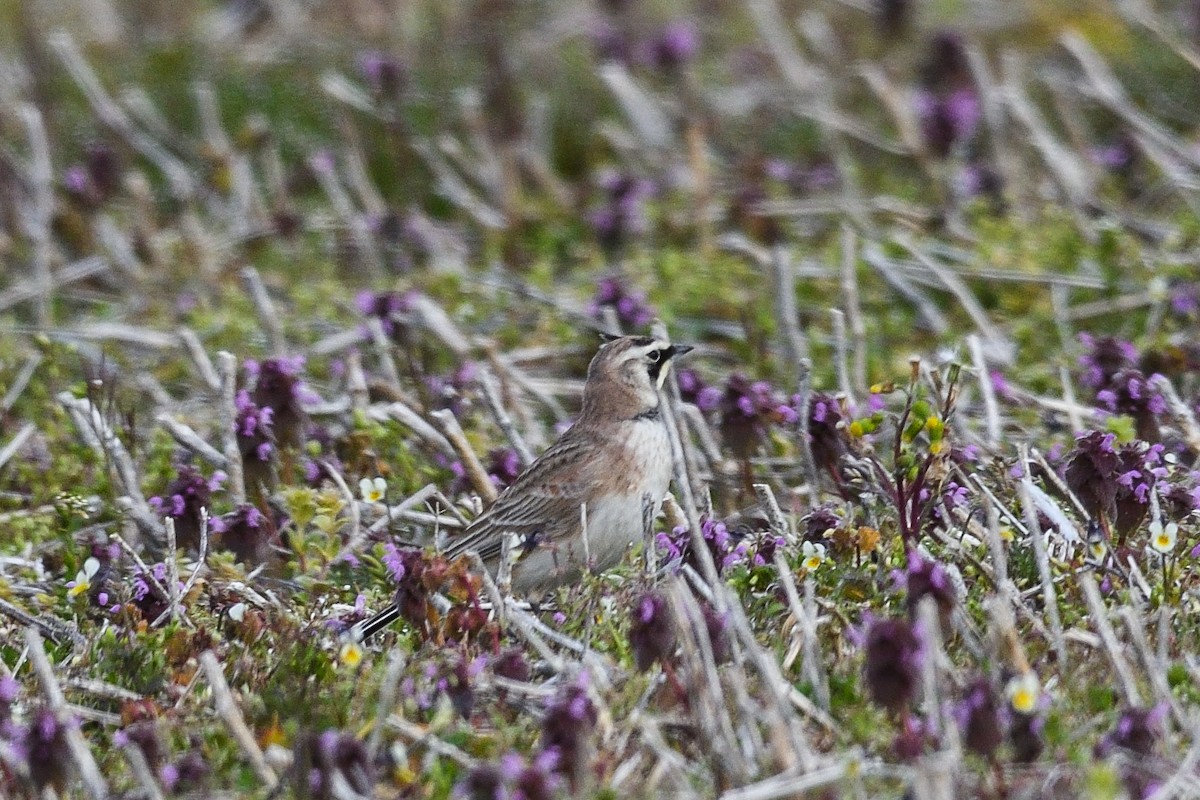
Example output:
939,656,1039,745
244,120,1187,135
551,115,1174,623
359,334,693,638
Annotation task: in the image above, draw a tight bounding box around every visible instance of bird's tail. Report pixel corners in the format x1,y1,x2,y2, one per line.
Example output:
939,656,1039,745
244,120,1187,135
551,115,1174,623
354,603,402,641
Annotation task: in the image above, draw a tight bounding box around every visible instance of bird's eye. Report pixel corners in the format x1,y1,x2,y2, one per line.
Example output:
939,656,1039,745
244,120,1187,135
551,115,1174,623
647,349,662,363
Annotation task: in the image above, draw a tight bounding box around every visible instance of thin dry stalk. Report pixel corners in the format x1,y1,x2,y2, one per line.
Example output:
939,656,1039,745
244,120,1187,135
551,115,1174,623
24,627,110,800
968,335,1001,447
156,414,229,468
1078,573,1143,707
1016,450,1068,665
430,409,498,503
1118,606,1187,729
217,352,246,504
773,551,829,710
177,328,222,391
478,367,535,467
0,423,35,472
368,402,456,457
122,742,167,800
367,649,408,759
199,650,279,788
239,267,286,357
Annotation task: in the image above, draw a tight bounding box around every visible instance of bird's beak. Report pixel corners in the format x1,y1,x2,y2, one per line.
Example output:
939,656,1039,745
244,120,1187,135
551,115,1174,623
655,344,694,390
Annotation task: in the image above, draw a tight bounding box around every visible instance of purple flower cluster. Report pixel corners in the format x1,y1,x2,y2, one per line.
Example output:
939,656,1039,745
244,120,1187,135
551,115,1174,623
1064,433,1168,542
588,174,654,256
210,504,274,564
588,275,655,330
246,356,319,441
235,389,276,464
62,142,122,207
1096,704,1169,799
460,750,561,800
355,289,415,338
646,20,699,72
897,548,957,626
629,592,676,672
356,51,407,100
428,361,480,419
915,87,980,159
805,392,850,479
675,368,722,412
148,465,226,549
657,515,751,575
293,729,373,800
863,616,923,714
541,679,597,791
954,677,1003,758
130,562,182,623
5,707,71,790
716,375,797,457
1079,334,1140,389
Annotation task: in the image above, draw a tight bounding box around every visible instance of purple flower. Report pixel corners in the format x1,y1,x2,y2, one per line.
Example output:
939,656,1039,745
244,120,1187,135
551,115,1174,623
355,289,415,337
588,275,654,329
899,548,956,624
541,681,597,791
357,51,407,98
210,504,273,565
954,678,1003,758
863,617,922,713
293,728,373,799
629,592,676,671
915,87,980,158
646,20,699,71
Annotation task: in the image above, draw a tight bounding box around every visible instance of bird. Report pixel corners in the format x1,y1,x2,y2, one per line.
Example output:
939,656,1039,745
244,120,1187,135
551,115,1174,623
357,334,694,639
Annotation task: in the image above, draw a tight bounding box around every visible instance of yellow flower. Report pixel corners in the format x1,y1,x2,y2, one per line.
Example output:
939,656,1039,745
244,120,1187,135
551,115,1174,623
68,557,100,598
1005,671,1040,714
999,527,1015,543
801,541,826,571
359,477,387,504
339,641,364,668
1149,520,1178,554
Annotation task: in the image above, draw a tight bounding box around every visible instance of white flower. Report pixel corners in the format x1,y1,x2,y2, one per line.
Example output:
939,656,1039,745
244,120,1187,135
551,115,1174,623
801,541,826,571
1005,671,1040,714
359,477,387,504
1088,536,1108,561
68,557,100,598
1149,519,1178,554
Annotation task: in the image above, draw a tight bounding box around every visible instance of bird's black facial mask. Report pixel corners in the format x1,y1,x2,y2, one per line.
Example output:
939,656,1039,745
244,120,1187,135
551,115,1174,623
648,344,694,389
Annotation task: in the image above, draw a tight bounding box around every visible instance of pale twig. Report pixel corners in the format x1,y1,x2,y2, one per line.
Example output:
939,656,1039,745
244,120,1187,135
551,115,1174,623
199,651,279,788
122,742,167,800
861,243,950,334
388,716,477,767
1150,374,1200,456
367,402,456,458
367,649,408,759
156,414,229,468
0,423,35,472
667,579,749,783
1,353,42,413
217,352,246,504
773,552,829,710
830,309,854,403
322,460,360,546
177,327,222,391
0,598,84,648
365,317,403,391
0,257,108,314
967,334,1002,448
478,367,535,467
768,244,809,386
18,105,53,328
1016,449,1068,666
49,31,194,199
1118,606,1186,730
430,409,498,503
24,628,110,799
240,267,286,357
1079,573,1142,707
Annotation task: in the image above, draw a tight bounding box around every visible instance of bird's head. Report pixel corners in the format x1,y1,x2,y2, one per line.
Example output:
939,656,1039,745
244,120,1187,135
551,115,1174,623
580,334,694,421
